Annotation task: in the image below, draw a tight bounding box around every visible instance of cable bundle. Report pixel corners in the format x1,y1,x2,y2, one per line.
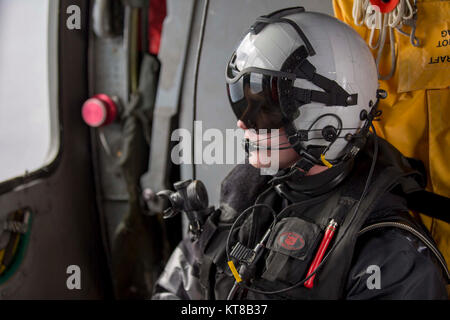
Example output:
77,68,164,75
352,0,420,80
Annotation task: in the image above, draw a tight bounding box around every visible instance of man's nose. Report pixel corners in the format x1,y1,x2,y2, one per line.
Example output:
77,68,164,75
237,120,247,130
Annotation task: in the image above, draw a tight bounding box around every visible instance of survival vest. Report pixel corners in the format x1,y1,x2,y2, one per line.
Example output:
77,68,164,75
193,134,449,300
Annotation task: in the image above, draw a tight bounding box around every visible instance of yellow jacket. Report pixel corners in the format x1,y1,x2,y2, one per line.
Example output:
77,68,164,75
333,0,450,279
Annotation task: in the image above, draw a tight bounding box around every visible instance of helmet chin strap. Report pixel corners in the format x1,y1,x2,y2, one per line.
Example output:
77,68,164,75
268,156,316,185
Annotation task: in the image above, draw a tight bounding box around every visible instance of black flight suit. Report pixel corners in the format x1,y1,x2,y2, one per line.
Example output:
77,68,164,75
152,135,449,300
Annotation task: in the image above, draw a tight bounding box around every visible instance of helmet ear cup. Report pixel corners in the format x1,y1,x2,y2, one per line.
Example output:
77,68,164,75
322,126,338,142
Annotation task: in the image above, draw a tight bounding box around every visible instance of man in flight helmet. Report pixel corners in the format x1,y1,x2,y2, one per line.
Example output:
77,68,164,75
152,7,448,300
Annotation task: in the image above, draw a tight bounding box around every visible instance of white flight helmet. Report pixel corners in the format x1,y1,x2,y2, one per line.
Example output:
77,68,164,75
226,7,382,169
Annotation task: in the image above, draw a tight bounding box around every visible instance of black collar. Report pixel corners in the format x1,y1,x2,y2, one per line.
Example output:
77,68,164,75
273,159,354,203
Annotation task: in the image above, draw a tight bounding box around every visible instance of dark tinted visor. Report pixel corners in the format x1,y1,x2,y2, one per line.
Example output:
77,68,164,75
226,57,295,130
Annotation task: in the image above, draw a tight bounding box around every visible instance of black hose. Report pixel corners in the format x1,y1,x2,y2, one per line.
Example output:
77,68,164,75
192,0,210,179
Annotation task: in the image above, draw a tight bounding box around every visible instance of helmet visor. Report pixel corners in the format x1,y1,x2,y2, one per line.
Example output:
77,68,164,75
226,58,295,130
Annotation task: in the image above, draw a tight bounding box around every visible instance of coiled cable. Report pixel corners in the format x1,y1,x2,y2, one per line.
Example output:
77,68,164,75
352,0,420,80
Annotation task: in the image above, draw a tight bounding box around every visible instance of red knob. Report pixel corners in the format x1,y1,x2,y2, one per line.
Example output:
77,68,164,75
369,0,400,13
82,94,118,127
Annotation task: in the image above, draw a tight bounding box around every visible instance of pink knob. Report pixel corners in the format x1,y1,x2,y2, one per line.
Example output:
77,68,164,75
369,0,400,13
82,94,118,127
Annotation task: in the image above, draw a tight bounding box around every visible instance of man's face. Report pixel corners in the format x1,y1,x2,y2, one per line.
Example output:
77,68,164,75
237,120,301,169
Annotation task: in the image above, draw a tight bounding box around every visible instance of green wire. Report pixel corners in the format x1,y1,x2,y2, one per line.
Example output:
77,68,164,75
0,210,33,285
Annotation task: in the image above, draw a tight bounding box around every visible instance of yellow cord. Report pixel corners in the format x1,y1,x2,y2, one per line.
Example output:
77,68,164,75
227,261,242,283
321,154,333,168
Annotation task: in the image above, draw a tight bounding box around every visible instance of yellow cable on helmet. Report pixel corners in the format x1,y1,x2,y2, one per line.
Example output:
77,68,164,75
321,154,333,168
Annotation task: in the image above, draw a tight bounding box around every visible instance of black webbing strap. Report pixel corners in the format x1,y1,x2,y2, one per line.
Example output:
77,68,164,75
268,157,315,185
404,190,450,224
278,45,358,108
289,47,358,107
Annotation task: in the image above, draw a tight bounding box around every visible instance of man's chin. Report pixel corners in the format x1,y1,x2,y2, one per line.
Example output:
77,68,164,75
248,152,271,169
